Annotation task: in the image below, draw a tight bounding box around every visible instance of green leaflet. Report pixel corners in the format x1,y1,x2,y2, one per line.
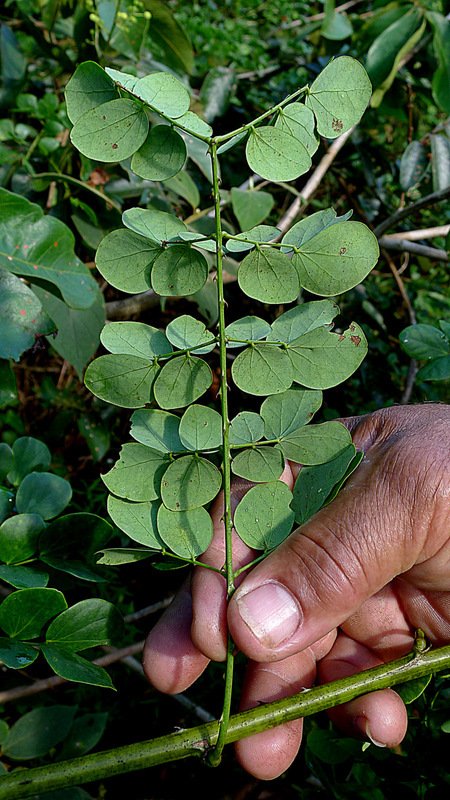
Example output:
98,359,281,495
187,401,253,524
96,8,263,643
0,267,55,362
246,126,311,181
41,644,114,690
232,344,293,396
166,314,216,354
151,245,209,296
225,225,280,253
0,564,48,590
107,495,163,548
37,513,112,582
130,72,190,119
131,125,187,181
15,473,72,520
70,99,149,162
281,207,353,249
101,321,172,359
175,111,213,139
84,354,159,408
238,247,300,304
0,188,98,309
0,637,39,669
0,514,45,563
1,706,77,759
231,445,285,483
0,442,13,483
102,443,170,502
287,323,368,389
0,587,67,639
7,435,51,486
130,409,185,453
278,420,352,465
160,454,222,511
305,56,372,138
225,315,272,348
289,222,379,297
95,229,162,293
44,598,124,651
179,404,223,450
229,412,265,446
399,324,449,360
65,61,119,124
157,505,213,559
153,354,213,409
230,188,274,231
291,443,357,525
234,482,295,551
266,300,339,344
260,388,323,439
122,208,187,242
275,103,319,155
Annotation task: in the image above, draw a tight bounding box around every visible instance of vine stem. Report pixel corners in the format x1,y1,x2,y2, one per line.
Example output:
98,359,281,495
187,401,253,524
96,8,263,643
206,141,235,768
1,646,449,798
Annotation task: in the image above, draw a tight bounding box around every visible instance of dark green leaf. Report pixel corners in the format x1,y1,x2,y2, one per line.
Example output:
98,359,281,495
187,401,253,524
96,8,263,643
60,712,108,759
229,412,265,446
95,229,163,293
291,443,357,525
238,247,300,304
107,495,163,548
260,388,322,438
365,8,423,89
96,547,156,566
396,674,432,704
153,354,212,409
287,323,367,389
0,513,45,563
416,355,450,381
0,488,14,524
232,344,294,396
130,408,185,453
15,473,72,520
45,599,124,652
234,482,295,550
0,564,49,589
200,66,235,122
84,354,159,408
151,245,209,296
278,420,352,465
0,188,99,309
102,443,170,501
0,266,56,361
65,61,119,124
160,454,222,511
41,644,114,689
399,324,449,360
231,445,285,483
305,56,372,137
70,99,149,162
140,1,194,73
157,505,213,558
0,587,67,639
38,513,113,581
131,125,187,181
429,12,450,116
0,637,38,669
0,442,12,483
7,436,51,486
2,706,77,760
430,134,450,193
400,141,428,192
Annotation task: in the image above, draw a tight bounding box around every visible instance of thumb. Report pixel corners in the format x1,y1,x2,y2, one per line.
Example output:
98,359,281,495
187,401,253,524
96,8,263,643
227,444,424,662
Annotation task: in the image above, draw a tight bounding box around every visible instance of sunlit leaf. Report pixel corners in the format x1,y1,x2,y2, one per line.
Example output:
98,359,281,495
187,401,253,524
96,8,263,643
246,126,311,181
70,99,148,162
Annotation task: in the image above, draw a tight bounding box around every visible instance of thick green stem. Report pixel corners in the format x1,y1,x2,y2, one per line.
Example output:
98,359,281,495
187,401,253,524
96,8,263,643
205,141,236,767
1,646,449,799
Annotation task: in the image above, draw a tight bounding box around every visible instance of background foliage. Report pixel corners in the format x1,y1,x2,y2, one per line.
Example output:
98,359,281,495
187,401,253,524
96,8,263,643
0,0,449,798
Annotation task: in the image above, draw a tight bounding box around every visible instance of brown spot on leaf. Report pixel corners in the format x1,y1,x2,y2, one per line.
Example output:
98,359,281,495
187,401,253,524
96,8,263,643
350,335,361,346
112,143,118,149
339,246,347,255
332,118,343,133
338,334,345,342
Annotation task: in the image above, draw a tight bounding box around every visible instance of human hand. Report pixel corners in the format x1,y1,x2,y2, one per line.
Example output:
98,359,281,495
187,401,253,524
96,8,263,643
143,404,450,779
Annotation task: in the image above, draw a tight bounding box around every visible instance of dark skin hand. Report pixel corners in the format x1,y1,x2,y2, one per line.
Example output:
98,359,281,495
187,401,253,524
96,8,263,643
143,404,450,779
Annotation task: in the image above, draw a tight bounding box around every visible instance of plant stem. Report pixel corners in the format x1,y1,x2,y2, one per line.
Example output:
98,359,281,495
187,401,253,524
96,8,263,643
206,140,235,768
214,84,309,144
2,646,449,798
